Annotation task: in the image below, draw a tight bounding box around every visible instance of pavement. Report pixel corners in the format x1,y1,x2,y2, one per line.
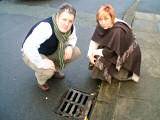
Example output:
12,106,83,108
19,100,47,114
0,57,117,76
90,1,160,120
0,0,160,120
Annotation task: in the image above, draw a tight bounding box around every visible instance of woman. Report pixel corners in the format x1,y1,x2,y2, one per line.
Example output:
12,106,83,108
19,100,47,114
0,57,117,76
87,4,141,83
22,3,81,91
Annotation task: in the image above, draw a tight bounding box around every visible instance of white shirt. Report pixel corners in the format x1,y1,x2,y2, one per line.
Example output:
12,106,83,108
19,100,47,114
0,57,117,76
22,22,77,68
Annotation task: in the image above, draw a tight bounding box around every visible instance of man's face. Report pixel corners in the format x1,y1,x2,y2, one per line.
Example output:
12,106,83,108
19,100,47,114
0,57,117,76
56,11,75,33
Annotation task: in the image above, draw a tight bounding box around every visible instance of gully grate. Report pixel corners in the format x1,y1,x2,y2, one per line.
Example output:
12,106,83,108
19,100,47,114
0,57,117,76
56,88,95,120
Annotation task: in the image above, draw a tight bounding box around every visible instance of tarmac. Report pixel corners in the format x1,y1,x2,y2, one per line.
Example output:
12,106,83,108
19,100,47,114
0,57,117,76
0,0,160,120
0,2,97,120
90,4,160,120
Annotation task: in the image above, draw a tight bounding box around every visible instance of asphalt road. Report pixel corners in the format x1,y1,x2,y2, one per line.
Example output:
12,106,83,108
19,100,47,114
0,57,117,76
3,0,158,120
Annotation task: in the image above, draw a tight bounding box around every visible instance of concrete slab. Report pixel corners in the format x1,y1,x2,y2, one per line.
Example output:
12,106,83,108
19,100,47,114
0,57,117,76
133,12,160,33
135,12,156,21
133,19,157,32
90,10,160,120
155,14,160,21
114,97,160,120
90,81,120,120
96,81,120,103
157,22,160,32
137,0,160,14
90,101,114,120
115,12,160,120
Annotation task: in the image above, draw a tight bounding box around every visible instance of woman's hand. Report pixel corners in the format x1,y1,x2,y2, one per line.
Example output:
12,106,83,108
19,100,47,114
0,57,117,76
88,49,103,64
64,46,73,61
87,41,101,64
88,52,96,65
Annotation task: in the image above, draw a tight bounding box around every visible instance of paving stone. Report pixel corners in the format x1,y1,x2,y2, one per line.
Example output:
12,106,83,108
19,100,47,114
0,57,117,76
155,14,160,21
135,12,156,21
157,22,160,32
97,81,120,103
132,19,157,32
91,11,160,120
114,97,160,120
90,100,115,120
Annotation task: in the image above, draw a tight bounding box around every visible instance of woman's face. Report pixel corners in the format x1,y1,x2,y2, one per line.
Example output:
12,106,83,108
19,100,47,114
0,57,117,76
56,11,75,33
98,13,113,29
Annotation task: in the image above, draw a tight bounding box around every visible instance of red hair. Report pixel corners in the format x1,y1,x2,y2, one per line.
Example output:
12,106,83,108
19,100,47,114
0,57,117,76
96,4,116,24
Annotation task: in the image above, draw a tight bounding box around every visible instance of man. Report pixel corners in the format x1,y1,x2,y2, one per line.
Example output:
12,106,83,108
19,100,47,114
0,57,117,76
21,3,81,91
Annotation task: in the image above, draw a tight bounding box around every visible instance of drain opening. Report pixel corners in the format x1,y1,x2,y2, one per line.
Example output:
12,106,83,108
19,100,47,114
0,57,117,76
56,88,95,119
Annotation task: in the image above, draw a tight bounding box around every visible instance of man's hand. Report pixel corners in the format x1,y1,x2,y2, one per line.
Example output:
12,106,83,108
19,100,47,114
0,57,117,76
41,59,55,70
64,46,73,61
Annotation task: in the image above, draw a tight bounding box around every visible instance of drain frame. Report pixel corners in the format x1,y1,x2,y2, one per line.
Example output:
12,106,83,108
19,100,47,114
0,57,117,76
56,88,95,119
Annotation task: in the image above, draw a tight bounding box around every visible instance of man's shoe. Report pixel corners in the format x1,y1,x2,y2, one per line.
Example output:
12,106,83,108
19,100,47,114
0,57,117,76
38,83,49,91
53,71,65,79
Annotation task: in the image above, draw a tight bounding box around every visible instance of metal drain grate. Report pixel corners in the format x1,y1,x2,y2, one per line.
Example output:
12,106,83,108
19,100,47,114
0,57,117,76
56,88,95,119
